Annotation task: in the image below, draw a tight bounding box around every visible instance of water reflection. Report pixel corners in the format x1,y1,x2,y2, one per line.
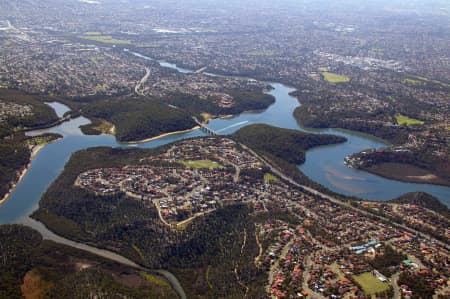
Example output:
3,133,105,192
1,57,449,225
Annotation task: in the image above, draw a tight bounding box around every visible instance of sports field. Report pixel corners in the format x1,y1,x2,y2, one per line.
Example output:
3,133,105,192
352,272,390,295
181,160,221,169
395,114,424,126
79,35,132,45
264,173,279,182
321,71,350,83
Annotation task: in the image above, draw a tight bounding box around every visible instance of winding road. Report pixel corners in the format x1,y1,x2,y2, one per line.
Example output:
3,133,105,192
18,217,187,299
135,67,151,95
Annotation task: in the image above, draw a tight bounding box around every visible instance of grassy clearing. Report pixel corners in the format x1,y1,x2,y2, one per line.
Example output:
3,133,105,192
403,78,424,85
321,71,350,83
79,119,115,136
403,75,450,88
395,114,424,126
181,160,221,169
78,35,131,45
264,173,279,182
353,272,390,295
25,136,55,146
247,50,279,56
92,119,114,134
95,84,108,91
141,272,171,288
201,112,213,122
84,31,102,35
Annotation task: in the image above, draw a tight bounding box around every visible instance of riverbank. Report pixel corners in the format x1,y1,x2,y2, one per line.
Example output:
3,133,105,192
123,125,200,144
2,53,449,227
23,114,73,132
125,50,450,201
79,118,116,136
201,113,234,122
0,142,50,206
363,163,450,187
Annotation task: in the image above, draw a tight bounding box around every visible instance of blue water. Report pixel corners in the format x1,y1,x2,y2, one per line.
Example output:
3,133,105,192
207,83,450,205
0,115,205,224
1,58,449,225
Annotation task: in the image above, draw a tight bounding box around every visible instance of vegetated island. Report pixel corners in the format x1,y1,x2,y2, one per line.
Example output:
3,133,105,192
0,89,62,203
0,224,177,299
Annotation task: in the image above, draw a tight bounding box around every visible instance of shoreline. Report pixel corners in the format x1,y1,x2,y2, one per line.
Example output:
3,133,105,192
23,114,72,133
0,140,58,206
362,164,450,188
130,51,450,194
122,125,201,144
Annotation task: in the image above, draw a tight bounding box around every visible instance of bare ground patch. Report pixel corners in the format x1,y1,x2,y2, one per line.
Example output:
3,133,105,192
367,162,450,186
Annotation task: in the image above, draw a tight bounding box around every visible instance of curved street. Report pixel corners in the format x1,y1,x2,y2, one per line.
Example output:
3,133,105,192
18,216,187,299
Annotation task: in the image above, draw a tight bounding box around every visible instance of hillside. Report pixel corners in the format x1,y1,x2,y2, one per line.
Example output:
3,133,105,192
232,124,347,165
80,97,197,142
390,192,450,218
0,89,59,138
0,89,62,201
32,145,265,298
164,91,275,117
0,225,177,299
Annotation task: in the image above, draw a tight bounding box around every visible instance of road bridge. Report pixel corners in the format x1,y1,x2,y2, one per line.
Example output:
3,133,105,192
192,117,218,136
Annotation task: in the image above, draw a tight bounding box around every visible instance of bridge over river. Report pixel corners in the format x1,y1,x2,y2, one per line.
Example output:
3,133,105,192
193,116,218,135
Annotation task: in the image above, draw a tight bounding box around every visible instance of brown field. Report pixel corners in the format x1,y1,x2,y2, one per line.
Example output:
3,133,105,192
21,269,53,299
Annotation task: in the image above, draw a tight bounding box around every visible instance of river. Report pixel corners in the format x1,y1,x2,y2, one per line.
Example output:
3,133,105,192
1,54,449,226
0,53,448,299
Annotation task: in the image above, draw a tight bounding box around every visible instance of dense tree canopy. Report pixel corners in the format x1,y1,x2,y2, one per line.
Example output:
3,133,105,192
0,225,177,299
81,97,197,142
232,124,346,164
